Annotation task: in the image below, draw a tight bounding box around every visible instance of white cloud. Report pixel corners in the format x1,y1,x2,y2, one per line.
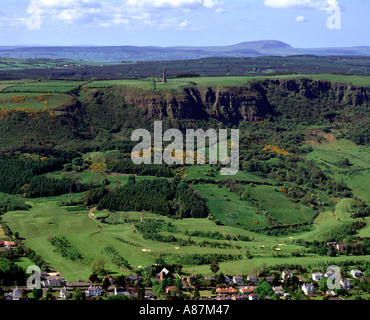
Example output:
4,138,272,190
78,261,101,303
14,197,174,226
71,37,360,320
263,0,325,8
295,15,307,22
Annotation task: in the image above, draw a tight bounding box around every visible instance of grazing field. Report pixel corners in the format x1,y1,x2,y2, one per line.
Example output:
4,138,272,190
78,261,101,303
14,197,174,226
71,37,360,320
0,92,73,109
307,138,370,202
2,79,84,93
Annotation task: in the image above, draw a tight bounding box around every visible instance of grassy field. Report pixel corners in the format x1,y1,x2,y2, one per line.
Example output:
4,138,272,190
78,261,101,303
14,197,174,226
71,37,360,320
84,74,370,93
306,138,370,202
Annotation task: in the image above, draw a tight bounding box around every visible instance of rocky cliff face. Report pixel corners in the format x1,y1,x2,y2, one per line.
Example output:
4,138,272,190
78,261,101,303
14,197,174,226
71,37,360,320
90,78,369,125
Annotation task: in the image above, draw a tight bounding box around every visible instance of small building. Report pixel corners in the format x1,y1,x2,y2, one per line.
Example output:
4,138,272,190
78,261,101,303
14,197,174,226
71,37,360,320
224,276,233,284
265,276,274,282
114,287,129,296
272,286,284,296
9,287,23,300
249,293,259,300
126,275,143,283
302,283,315,295
42,276,64,287
60,287,70,299
350,270,364,279
232,275,243,285
85,286,102,297
156,268,175,282
340,279,352,290
239,286,256,295
312,272,324,282
247,275,258,285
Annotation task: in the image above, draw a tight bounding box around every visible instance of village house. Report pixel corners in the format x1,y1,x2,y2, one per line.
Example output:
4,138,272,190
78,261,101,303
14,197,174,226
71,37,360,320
249,293,259,300
60,287,70,299
217,295,231,301
239,286,256,295
224,276,233,284
335,243,346,251
302,283,315,295
350,270,364,279
6,286,23,300
272,286,284,297
247,275,258,285
281,270,293,282
155,268,175,282
232,275,243,285
265,276,274,282
126,275,142,283
216,287,238,295
0,240,15,248
312,272,324,282
41,276,64,287
340,279,352,290
114,286,129,296
85,286,102,297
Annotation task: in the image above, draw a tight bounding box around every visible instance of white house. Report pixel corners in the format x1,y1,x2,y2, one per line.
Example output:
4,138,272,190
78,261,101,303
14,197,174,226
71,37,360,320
272,286,284,296
85,286,102,297
302,283,315,295
350,270,363,279
312,272,324,282
60,287,70,299
232,275,243,284
41,276,64,287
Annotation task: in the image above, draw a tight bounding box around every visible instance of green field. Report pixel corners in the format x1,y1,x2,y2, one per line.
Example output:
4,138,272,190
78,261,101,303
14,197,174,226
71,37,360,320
307,138,370,202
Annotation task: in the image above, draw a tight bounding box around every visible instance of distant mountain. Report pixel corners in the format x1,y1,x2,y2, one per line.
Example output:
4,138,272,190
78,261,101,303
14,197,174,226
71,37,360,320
0,40,369,63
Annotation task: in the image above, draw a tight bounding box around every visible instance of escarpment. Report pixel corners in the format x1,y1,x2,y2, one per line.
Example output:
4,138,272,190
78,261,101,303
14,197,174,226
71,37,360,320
87,78,370,125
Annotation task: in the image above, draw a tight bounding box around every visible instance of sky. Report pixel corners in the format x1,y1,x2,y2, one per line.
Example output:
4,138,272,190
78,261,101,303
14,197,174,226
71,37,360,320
0,0,369,48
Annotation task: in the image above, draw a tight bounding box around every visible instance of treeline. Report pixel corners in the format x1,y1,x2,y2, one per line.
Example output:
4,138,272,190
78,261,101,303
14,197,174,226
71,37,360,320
0,258,26,286
0,193,31,214
134,221,234,249
169,253,242,266
0,152,77,195
106,158,173,177
96,178,209,219
49,236,84,261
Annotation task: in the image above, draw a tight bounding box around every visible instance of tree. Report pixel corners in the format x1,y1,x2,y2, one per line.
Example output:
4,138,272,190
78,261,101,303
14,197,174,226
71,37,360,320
89,273,100,284
210,259,220,276
92,257,106,275
72,287,85,300
115,275,127,288
102,277,111,291
32,288,43,300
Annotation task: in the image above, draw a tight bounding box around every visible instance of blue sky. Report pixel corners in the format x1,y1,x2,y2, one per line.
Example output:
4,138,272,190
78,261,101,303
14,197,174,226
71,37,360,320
0,0,368,47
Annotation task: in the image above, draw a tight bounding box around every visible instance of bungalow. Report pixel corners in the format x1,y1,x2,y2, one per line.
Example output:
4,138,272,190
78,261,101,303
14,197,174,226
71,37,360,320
239,286,256,295
249,293,259,301
312,272,324,282
60,287,70,299
350,270,364,279
85,286,102,297
265,276,274,282
216,287,238,295
232,275,243,285
247,275,258,285
0,240,15,247
340,279,352,290
302,283,315,295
